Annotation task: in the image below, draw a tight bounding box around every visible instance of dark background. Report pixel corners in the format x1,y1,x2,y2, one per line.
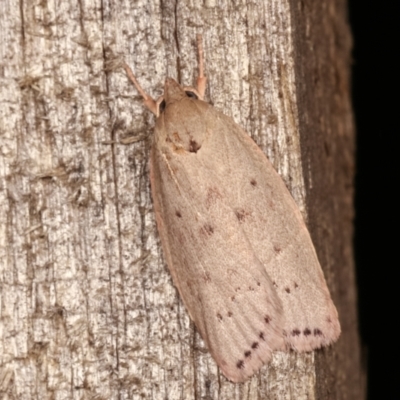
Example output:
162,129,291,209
349,1,398,399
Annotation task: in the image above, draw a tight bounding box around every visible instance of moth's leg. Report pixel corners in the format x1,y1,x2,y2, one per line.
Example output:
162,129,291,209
124,64,158,115
196,34,207,100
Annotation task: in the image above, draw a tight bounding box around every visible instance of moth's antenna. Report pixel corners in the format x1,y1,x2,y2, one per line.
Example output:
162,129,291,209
124,63,158,115
196,34,207,100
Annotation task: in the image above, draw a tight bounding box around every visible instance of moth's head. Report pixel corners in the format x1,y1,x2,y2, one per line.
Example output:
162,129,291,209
155,78,201,117
164,78,186,103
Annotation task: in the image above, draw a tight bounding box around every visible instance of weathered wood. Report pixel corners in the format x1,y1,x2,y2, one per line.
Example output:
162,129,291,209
0,0,363,399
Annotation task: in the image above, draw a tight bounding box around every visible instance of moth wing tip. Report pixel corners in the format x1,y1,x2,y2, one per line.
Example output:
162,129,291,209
219,364,261,384
285,316,341,352
217,341,279,383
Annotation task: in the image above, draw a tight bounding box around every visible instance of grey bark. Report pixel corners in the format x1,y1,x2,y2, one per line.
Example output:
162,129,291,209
0,0,364,399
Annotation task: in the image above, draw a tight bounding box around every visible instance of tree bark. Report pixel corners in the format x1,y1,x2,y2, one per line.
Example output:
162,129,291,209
0,0,364,399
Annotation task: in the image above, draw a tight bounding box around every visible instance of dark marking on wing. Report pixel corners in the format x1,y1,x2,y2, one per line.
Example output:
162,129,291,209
234,208,250,222
175,210,182,218
259,332,265,340
314,329,323,336
285,287,291,293
236,360,245,369
250,179,257,187
205,187,223,208
292,329,301,336
251,342,259,349
201,224,214,236
189,139,201,153
303,328,312,336
264,315,271,324
244,351,251,358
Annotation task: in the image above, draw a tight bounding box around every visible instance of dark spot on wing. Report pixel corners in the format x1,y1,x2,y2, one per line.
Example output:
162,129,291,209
314,329,323,336
217,313,223,321
175,210,182,218
294,282,299,289
304,328,311,336
235,208,250,222
227,311,233,317
235,287,241,292
231,296,236,302
264,315,271,324
273,281,278,288
248,286,255,292
205,187,223,208
189,139,201,153
201,224,214,236
244,351,251,358
250,179,257,187
236,360,244,369
292,329,301,336
251,342,259,349
259,332,265,340
256,281,261,286
285,287,291,293
274,245,282,254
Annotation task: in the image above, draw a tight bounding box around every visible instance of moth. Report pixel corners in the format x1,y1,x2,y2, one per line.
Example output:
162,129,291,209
124,35,340,383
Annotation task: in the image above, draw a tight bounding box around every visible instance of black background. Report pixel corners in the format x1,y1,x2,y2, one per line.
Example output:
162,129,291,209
349,1,398,399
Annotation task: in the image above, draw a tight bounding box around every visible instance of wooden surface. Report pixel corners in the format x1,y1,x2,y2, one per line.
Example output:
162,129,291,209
0,0,364,399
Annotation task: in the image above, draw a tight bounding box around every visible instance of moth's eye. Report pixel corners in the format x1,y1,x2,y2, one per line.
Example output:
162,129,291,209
159,100,166,113
185,91,198,100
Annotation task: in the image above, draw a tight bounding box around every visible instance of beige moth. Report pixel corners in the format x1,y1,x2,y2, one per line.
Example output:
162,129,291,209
124,35,340,383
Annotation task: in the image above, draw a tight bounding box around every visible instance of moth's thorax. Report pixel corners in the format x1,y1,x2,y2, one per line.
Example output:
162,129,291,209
155,87,209,154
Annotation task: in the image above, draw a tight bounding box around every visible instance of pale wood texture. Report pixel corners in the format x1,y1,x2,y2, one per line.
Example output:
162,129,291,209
0,0,363,399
